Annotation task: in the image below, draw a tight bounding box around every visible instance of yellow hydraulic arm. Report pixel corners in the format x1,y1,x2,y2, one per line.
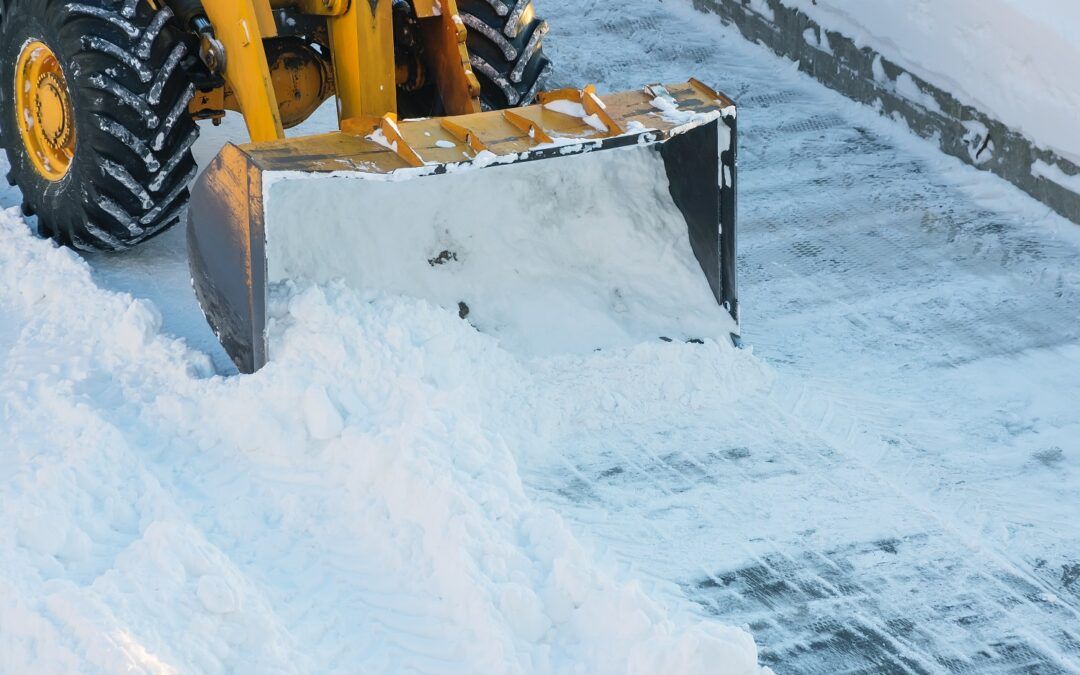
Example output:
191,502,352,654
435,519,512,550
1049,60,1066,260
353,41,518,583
195,0,481,143
200,0,282,141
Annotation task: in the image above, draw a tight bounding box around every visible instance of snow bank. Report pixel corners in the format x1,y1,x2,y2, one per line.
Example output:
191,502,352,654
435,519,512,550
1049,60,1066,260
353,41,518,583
776,0,1080,163
0,207,770,673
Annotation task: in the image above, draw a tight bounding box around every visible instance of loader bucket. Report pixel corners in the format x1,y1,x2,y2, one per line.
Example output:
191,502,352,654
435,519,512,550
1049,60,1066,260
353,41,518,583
188,80,738,373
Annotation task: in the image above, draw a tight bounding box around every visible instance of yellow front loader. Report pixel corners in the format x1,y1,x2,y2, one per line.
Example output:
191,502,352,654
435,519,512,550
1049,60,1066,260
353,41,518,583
0,0,738,372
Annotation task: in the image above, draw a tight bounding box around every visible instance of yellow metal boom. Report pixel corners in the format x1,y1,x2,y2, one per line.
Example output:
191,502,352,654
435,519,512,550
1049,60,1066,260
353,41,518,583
193,0,481,142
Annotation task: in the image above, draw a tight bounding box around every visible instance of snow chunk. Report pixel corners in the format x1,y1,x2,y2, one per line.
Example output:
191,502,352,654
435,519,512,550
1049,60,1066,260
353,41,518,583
544,99,588,118
871,54,887,83
649,95,713,126
542,99,608,132
366,128,397,153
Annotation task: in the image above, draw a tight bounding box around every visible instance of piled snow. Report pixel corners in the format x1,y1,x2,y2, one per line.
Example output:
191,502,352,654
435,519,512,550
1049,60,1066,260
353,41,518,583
0,208,769,673
776,0,1080,164
265,142,736,357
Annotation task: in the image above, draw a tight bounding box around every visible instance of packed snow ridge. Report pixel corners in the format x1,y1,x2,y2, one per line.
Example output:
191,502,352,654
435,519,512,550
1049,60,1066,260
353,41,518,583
0,208,771,673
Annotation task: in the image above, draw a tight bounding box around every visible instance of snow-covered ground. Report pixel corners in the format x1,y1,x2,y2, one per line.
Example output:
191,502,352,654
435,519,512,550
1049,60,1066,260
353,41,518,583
3,0,1080,673
0,209,764,673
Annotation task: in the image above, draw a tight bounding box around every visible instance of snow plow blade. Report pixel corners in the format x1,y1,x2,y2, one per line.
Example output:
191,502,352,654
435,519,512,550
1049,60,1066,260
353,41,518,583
188,80,738,373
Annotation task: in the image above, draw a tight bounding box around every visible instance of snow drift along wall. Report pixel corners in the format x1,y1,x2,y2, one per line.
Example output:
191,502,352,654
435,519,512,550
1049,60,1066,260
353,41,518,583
691,0,1080,224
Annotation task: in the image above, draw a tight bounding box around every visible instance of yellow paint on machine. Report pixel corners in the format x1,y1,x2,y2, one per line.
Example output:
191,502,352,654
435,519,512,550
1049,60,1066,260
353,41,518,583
226,80,733,177
179,2,738,373
191,0,481,138
15,40,77,181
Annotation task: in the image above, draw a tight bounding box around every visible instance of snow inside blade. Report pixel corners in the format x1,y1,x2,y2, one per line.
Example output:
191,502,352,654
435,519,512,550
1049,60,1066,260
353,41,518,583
187,81,738,372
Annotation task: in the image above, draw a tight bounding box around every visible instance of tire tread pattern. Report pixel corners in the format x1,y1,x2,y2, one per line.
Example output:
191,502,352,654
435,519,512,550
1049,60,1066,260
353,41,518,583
1,0,199,251
457,0,552,109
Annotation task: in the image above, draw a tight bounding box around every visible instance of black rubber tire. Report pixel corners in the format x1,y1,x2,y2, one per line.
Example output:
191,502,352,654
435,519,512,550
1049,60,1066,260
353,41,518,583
0,0,198,251
457,0,552,109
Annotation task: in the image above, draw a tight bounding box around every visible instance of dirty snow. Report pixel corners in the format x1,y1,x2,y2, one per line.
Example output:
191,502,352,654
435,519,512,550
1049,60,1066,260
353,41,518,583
2,0,1080,673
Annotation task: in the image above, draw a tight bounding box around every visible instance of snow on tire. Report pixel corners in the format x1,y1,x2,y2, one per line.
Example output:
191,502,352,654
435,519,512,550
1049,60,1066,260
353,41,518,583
458,0,553,109
0,0,199,251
